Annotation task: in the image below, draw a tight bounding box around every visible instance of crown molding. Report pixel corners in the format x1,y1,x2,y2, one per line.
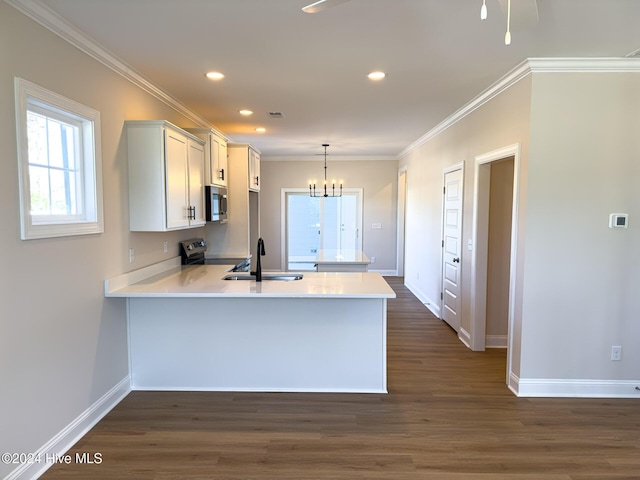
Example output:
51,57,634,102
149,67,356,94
261,155,396,162
399,57,640,158
5,0,212,129
528,57,640,72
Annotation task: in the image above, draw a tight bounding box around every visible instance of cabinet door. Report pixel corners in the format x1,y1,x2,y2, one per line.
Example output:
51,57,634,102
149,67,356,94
249,148,260,191
188,139,206,226
165,130,189,229
210,134,228,187
217,139,228,187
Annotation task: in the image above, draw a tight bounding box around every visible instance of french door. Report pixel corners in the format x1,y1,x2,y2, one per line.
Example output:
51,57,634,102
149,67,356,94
283,189,363,271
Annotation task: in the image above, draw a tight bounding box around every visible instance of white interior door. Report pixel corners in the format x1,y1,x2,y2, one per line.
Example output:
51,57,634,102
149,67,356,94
442,168,463,332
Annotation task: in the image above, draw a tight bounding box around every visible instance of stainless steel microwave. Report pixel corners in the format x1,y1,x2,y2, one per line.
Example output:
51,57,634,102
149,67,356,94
205,186,228,223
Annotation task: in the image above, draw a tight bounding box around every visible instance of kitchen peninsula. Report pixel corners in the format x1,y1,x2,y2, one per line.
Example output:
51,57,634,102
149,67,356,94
105,258,395,393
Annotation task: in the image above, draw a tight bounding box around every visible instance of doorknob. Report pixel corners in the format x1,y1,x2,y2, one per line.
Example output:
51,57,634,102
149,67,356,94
453,257,460,263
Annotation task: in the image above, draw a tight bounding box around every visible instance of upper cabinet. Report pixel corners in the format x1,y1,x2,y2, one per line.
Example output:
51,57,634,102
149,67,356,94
248,147,260,191
186,128,228,188
228,143,261,192
126,120,205,231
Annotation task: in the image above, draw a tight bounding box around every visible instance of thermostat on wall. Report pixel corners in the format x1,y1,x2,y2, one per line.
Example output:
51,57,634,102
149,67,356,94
609,213,629,229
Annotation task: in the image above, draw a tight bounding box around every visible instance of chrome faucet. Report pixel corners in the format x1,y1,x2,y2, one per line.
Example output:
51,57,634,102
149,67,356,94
253,237,265,282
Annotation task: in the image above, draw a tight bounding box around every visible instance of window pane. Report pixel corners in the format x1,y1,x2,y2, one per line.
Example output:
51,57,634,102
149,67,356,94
64,124,77,170
26,111,81,217
50,169,71,215
68,170,80,215
47,118,64,169
29,165,50,214
287,194,320,271
26,111,48,166
322,196,341,250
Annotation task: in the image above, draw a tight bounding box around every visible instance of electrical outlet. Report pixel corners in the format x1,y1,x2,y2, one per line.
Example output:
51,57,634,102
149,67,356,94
163,241,168,253
129,248,135,264
611,345,622,361
370,256,376,263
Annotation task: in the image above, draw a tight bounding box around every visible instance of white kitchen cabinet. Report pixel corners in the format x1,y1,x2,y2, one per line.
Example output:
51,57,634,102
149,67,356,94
248,146,260,191
208,143,260,257
126,120,205,231
185,128,228,187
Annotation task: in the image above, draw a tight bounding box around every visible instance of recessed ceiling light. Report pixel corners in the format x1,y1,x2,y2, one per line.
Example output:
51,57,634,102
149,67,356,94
205,71,225,80
239,109,253,116
255,127,266,133
367,71,386,81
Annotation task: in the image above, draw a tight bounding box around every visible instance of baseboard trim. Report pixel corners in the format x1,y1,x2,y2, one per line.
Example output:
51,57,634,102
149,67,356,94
486,335,508,348
132,386,387,394
510,375,640,398
458,327,472,349
403,280,441,317
6,376,131,480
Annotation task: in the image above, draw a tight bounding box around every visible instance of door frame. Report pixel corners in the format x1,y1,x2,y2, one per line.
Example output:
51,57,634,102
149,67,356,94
280,188,364,271
440,162,465,332
470,144,521,382
396,166,407,277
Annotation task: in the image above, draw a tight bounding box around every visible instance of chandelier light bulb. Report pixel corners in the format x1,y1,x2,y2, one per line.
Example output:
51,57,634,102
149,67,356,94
480,0,487,20
505,0,512,45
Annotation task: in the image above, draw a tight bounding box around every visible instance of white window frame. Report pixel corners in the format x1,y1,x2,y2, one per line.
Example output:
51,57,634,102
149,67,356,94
15,78,103,240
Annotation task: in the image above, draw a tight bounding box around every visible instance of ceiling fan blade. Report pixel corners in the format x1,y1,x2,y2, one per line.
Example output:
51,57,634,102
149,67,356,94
302,0,351,14
497,0,539,30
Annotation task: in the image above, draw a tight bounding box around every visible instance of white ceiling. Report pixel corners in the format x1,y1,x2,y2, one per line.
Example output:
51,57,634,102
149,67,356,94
35,0,640,158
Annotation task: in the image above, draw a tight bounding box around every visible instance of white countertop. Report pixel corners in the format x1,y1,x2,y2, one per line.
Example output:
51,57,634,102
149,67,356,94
315,249,371,265
105,260,394,299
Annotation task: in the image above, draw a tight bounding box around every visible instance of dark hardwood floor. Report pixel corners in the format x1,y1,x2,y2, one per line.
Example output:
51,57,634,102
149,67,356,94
43,277,640,479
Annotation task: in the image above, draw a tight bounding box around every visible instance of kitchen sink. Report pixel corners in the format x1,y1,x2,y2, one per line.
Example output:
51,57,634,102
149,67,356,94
222,273,304,281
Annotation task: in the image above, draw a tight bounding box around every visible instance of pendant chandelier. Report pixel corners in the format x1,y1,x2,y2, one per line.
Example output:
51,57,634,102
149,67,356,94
309,144,342,197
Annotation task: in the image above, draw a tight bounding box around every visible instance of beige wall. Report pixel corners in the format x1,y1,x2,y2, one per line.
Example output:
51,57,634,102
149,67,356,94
521,72,640,379
0,4,207,474
260,159,399,272
486,158,514,339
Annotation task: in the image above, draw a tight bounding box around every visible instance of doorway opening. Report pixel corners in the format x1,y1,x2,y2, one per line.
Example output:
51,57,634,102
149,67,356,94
282,188,363,271
471,144,521,385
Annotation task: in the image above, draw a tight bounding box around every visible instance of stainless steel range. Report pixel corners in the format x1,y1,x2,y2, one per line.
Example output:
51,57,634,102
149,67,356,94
179,238,207,265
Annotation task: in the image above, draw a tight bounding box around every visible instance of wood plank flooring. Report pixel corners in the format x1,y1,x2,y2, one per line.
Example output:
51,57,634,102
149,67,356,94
42,277,640,479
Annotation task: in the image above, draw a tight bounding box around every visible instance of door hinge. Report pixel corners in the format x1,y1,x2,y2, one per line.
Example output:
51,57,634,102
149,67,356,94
442,240,444,248
443,186,446,194
440,292,443,300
